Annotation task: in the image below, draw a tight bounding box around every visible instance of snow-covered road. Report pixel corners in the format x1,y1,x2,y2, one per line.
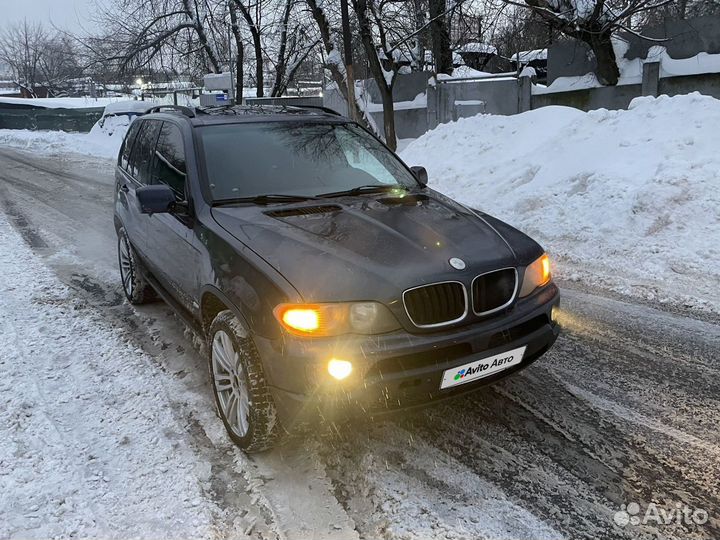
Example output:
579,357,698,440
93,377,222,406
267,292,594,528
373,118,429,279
1,147,718,539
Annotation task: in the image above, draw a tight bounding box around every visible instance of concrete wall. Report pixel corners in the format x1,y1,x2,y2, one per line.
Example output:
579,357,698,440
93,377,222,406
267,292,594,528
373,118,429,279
658,72,720,100
366,71,432,102
548,15,720,83
532,83,643,111
625,16,720,59
369,108,428,139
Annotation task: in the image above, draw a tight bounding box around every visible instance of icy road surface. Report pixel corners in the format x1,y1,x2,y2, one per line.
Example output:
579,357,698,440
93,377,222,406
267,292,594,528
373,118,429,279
0,147,718,540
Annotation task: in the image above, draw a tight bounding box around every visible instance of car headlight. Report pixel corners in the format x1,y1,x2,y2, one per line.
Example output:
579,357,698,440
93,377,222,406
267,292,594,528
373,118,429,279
519,253,552,297
273,302,400,336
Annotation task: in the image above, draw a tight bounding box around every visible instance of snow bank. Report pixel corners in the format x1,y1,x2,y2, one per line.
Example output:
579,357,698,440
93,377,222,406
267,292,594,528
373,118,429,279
400,92,720,312
0,215,219,539
0,115,129,159
0,96,127,109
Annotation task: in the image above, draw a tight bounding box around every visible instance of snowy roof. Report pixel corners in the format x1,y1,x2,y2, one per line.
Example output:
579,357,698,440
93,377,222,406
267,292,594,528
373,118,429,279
513,49,548,63
102,100,155,116
458,42,497,55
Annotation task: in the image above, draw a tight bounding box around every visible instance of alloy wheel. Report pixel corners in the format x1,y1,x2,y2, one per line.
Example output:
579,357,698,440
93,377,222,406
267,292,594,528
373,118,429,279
118,235,134,298
212,330,251,437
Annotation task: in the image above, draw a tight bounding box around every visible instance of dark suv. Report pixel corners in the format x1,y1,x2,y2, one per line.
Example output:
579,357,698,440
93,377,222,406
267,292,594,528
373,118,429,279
114,104,560,452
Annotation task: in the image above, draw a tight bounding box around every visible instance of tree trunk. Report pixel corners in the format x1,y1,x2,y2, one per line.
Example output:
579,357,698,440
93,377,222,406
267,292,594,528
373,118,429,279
229,4,244,102
587,32,619,86
429,0,452,75
306,0,365,122
234,0,264,97
379,85,397,151
271,0,292,96
354,0,397,150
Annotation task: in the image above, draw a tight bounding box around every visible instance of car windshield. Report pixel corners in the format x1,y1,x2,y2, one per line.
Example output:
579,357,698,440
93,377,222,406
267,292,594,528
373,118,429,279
199,122,417,201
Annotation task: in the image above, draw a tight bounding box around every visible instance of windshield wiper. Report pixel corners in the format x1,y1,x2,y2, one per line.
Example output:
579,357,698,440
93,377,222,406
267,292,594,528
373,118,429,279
212,194,318,206
315,184,400,199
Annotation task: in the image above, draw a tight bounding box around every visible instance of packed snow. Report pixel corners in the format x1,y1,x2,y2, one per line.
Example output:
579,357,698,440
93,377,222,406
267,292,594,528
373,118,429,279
0,117,129,159
400,92,720,313
0,214,219,539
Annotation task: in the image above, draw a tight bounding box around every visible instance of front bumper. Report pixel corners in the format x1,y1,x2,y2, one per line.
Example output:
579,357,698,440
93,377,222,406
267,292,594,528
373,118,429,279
254,283,560,426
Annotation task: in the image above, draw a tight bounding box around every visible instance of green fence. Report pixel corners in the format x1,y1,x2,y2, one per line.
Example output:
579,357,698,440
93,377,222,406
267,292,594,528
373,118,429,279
0,105,104,133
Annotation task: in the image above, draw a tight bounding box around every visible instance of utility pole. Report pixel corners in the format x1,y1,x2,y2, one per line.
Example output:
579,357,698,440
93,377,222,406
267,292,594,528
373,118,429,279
340,0,357,120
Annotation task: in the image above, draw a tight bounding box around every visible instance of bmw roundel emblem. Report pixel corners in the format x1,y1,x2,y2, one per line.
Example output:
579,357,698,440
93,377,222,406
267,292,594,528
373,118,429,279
449,257,466,270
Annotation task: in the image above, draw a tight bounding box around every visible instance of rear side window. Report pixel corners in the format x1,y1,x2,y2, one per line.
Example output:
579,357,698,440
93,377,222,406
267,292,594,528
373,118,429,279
127,120,162,184
120,121,141,170
151,123,187,198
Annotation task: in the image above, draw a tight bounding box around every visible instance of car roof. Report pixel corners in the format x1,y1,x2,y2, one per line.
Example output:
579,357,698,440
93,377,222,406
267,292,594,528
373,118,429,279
143,104,349,127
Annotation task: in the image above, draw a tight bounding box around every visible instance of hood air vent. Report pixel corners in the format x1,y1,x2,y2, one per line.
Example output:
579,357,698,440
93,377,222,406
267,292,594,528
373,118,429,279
266,205,341,218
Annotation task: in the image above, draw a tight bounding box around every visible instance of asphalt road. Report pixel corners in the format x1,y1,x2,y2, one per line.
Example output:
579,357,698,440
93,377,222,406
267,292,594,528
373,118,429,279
1,146,718,540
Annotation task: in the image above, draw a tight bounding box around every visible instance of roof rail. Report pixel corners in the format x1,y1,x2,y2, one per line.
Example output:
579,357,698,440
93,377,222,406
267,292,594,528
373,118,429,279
146,104,196,118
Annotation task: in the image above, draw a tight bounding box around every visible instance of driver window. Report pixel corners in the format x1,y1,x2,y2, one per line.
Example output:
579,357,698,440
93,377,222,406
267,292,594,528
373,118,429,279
152,123,187,200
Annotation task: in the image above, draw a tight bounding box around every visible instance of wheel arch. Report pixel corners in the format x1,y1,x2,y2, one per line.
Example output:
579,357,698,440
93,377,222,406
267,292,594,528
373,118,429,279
200,285,251,336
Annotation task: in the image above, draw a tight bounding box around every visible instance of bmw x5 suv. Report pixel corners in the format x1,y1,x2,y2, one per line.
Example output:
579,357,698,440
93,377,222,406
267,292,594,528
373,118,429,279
114,104,560,452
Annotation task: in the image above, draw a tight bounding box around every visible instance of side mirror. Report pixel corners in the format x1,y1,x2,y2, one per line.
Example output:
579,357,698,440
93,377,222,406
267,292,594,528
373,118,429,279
137,184,175,215
410,166,428,187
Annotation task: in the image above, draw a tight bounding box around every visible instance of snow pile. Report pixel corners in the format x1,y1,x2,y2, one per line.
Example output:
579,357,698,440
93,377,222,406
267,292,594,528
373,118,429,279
0,116,129,159
0,215,220,539
400,92,720,312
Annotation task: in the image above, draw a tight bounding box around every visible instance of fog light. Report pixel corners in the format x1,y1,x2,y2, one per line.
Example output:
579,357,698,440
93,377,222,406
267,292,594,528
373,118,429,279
328,358,352,380
551,306,559,323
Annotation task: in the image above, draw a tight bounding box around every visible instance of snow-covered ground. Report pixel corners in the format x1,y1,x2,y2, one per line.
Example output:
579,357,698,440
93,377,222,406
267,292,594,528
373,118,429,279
0,213,220,539
400,92,720,313
0,115,129,159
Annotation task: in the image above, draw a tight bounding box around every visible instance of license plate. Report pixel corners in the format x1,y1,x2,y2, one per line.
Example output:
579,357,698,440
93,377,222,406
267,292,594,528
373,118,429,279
440,346,527,389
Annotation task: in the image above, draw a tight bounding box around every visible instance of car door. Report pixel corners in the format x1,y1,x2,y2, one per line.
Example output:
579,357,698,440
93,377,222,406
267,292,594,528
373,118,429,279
144,120,201,314
116,120,147,251
118,120,162,253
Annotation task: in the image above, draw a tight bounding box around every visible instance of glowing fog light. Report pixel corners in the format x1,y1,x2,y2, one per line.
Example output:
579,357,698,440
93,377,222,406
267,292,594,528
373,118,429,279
551,305,559,323
328,358,353,380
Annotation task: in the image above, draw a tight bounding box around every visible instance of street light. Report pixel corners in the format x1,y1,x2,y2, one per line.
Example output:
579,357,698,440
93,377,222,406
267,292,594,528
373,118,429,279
135,78,143,87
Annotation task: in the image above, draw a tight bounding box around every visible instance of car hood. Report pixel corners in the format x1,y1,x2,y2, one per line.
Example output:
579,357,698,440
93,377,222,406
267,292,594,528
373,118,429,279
211,189,521,302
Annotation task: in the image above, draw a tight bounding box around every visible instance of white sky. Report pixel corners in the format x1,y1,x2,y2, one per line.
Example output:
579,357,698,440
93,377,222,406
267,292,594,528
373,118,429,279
2,0,98,32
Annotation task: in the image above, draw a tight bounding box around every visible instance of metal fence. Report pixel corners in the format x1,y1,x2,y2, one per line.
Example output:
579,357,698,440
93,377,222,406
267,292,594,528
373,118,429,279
0,105,104,132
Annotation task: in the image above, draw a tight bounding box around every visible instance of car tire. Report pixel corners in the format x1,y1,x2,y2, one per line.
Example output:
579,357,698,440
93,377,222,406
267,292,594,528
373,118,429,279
208,310,279,453
117,227,155,304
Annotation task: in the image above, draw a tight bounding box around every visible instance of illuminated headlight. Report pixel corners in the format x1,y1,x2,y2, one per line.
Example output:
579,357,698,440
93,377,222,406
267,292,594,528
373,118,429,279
328,358,353,380
274,302,399,337
519,253,552,297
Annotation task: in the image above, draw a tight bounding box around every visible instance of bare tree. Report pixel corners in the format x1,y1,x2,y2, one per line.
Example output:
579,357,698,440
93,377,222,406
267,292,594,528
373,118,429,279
497,0,675,85
232,0,265,95
352,0,402,150
306,0,366,120
0,20,47,96
0,20,82,96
